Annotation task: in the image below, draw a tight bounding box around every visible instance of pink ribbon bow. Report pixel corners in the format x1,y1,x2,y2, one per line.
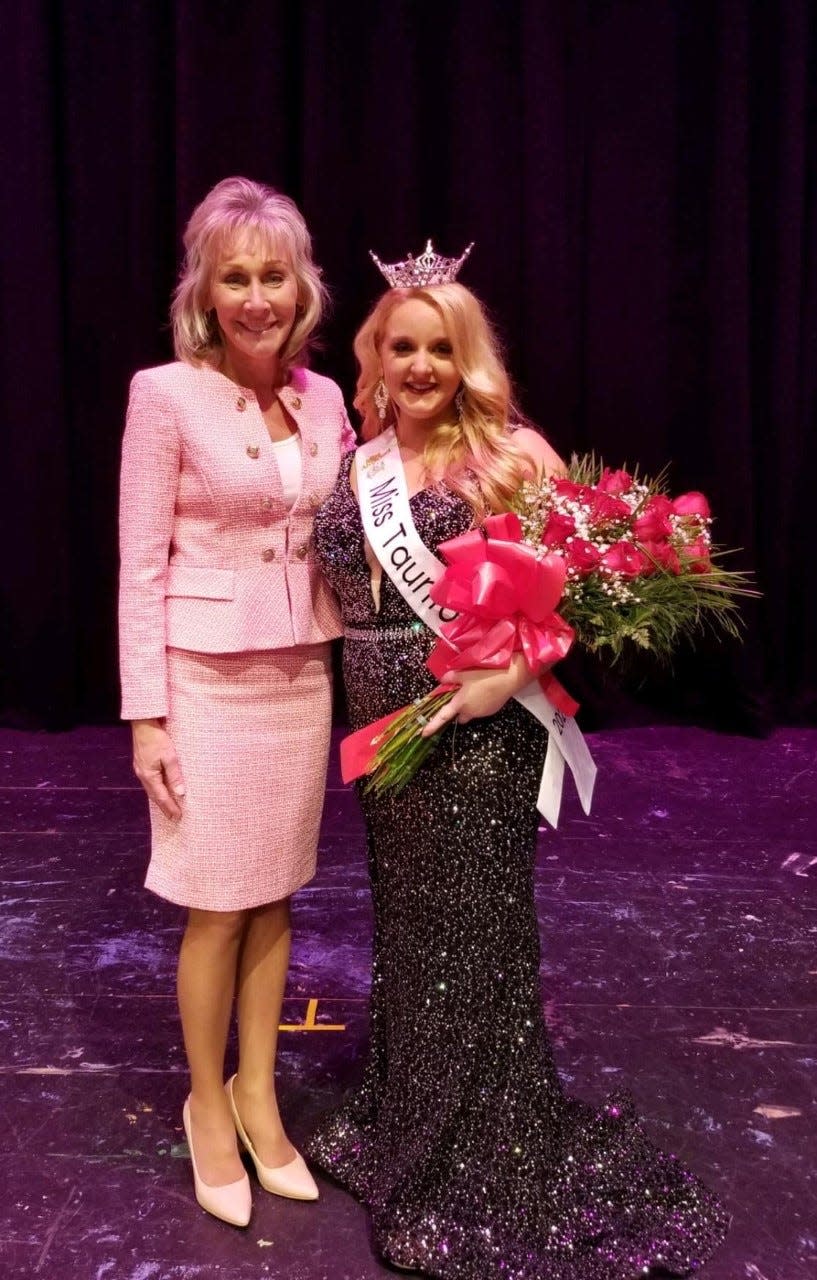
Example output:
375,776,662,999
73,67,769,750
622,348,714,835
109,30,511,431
426,511,575,677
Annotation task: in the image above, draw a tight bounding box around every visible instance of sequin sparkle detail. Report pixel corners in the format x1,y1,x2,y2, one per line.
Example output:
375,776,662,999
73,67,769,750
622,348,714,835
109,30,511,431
309,454,729,1278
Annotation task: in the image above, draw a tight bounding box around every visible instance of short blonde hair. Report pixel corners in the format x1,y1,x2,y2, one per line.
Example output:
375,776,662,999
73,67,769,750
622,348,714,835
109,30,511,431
171,176,327,373
354,284,531,518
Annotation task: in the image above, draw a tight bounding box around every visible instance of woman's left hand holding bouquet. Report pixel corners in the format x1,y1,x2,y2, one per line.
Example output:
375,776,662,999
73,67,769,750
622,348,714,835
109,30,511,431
420,652,545,737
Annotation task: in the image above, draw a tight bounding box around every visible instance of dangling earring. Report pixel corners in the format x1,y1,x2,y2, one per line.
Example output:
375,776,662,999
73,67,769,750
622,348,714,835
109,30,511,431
455,386,466,420
374,378,389,422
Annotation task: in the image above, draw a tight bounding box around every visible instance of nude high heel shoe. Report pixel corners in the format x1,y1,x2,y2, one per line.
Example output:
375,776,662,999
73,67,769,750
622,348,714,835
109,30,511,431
226,1075,319,1201
182,1097,252,1227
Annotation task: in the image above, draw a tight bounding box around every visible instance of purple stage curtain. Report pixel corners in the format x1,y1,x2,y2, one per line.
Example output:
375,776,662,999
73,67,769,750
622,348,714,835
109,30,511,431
1,0,814,728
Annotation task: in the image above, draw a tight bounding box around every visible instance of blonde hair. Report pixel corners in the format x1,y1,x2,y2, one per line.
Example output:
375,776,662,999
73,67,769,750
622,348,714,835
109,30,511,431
171,176,327,374
354,283,532,518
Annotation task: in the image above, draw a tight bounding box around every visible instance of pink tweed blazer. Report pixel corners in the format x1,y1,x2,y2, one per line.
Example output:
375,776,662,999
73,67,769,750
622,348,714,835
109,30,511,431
119,361,356,720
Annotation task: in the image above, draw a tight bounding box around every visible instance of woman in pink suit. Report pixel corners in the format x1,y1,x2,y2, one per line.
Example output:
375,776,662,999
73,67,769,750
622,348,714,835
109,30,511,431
118,176,355,1227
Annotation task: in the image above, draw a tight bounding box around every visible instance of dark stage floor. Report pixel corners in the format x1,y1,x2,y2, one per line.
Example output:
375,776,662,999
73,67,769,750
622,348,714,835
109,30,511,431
0,724,815,1279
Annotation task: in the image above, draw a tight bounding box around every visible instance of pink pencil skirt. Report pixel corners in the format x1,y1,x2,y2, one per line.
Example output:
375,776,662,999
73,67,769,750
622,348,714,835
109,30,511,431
144,645,333,911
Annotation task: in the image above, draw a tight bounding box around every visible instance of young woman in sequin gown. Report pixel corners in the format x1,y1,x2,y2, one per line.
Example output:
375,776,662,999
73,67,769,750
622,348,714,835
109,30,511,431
309,279,729,1278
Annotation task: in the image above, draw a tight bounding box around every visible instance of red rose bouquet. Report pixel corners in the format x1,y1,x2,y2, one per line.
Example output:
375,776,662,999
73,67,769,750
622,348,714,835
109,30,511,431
514,455,753,661
343,456,756,797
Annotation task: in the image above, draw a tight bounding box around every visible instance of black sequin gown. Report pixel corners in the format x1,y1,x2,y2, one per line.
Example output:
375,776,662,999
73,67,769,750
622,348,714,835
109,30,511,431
309,454,729,1279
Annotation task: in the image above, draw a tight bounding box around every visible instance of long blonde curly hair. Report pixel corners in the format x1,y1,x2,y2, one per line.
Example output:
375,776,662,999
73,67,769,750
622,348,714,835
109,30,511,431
354,284,534,519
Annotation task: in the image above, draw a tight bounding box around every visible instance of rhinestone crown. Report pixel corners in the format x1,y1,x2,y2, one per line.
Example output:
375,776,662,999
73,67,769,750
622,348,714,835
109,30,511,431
369,239,474,288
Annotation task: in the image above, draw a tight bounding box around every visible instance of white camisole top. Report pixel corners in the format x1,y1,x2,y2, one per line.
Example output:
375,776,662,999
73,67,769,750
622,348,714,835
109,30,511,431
271,433,303,510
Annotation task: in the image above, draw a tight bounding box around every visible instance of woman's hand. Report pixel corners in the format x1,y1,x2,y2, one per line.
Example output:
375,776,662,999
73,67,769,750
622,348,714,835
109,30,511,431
420,654,540,738
131,719,186,820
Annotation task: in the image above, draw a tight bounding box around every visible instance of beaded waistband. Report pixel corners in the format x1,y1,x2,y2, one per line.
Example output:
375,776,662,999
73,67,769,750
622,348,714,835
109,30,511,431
344,624,426,641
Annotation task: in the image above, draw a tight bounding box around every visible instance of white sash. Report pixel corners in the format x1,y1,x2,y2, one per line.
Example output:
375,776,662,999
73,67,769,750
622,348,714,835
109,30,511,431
354,427,597,827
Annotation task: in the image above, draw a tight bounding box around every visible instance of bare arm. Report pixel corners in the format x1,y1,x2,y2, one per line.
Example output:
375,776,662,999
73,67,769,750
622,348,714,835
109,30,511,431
513,426,567,480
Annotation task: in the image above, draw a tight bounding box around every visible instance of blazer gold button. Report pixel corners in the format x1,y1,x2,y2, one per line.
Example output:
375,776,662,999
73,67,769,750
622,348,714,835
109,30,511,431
309,442,318,457
296,543,309,559
236,396,247,411
246,444,260,459
261,547,276,562
289,395,302,411
260,496,273,510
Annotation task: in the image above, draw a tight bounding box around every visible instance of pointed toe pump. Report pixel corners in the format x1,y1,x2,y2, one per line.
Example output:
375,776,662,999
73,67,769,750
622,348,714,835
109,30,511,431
226,1075,319,1201
182,1097,252,1227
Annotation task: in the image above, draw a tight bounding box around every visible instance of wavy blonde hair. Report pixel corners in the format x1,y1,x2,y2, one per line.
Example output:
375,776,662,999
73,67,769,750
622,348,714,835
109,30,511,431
354,283,534,519
171,176,327,374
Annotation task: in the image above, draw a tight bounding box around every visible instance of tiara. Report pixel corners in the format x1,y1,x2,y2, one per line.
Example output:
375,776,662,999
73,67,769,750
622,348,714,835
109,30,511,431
369,239,474,288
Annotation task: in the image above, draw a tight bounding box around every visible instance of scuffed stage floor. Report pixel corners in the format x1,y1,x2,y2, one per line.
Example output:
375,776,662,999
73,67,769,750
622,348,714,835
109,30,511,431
0,725,814,1279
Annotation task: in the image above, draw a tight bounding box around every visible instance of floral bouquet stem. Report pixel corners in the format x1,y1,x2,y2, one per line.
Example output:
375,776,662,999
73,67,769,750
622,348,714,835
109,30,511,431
363,687,456,797
340,685,457,796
